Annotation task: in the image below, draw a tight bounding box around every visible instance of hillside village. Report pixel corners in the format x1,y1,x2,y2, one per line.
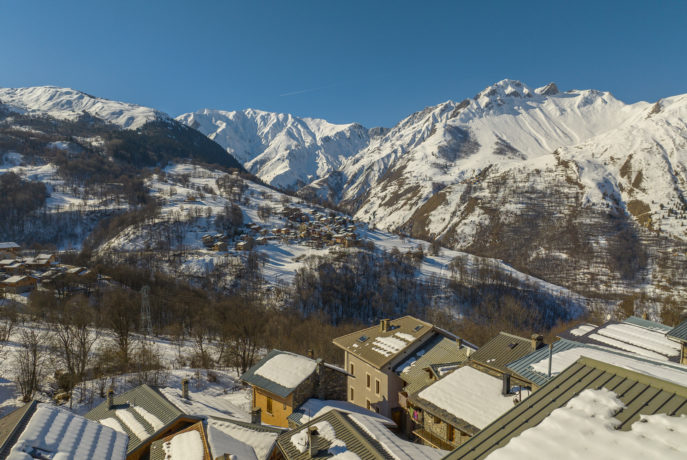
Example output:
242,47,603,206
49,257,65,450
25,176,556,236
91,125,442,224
0,312,685,459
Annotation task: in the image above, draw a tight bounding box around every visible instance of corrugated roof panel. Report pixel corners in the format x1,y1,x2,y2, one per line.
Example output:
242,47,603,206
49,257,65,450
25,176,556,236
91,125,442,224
667,319,687,342
469,332,533,373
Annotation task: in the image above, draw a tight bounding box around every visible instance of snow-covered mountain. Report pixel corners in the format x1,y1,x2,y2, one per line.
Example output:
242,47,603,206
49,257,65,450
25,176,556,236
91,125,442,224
297,80,687,296
176,109,375,189
0,86,169,129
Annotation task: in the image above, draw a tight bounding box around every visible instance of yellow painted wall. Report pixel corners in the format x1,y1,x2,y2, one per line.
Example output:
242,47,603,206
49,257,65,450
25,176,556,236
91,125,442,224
253,386,293,428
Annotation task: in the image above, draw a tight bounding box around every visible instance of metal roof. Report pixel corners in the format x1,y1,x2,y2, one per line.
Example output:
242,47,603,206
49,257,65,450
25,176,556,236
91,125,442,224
623,316,673,332
396,335,470,395
85,384,191,454
468,332,533,374
558,320,681,362
506,338,590,387
667,319,687,343
333,316,435,369
240,349,318,399
277,410,394,460
443,356,687,460
0,401,37,458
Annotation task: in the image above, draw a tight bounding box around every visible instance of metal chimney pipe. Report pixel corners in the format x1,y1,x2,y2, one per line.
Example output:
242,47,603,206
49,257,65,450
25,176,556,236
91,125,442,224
548,344,553,377
502,373,511,396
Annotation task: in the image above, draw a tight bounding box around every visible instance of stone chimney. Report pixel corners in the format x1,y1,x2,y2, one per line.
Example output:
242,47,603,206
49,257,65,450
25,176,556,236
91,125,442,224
250,407,261,424
182,378,189,399
380,319,390,332
308,426,317,458
502,373,511,396
457,337,463,348
107,387,115,409
531,334,544,351
316,359,326,400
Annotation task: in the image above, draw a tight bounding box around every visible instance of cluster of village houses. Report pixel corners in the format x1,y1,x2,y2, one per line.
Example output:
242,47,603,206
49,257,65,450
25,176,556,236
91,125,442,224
202,208,359,252
1,311,687,459
0,242,103,297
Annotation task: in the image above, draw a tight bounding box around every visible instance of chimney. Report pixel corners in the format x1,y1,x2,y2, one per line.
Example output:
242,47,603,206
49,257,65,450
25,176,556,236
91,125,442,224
307,349,314,359
250,407,261,424
308,426,317,458
531,334,544,351
547,343,553,377
107,388,114,409
502,373,511,396
457,337,463,349
380,319,390,332
182,378,189,399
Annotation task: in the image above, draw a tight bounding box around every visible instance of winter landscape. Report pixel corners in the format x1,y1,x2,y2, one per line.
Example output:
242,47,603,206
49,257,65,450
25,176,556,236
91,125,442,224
1,2,686,459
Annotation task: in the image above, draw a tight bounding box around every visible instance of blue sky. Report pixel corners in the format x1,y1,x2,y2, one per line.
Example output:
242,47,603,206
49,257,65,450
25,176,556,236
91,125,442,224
1,0,686,127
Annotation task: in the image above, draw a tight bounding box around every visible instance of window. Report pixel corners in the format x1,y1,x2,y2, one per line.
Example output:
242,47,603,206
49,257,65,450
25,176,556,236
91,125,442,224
350,363,355,375
366,373,371,388
447,425,455,443
366,399,371,410
350,387,354,401
375,379,380,395
266,397,273,415
434,415,441,424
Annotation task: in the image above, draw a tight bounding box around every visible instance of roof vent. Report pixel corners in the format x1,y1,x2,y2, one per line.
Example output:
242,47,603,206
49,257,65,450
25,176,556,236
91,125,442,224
358,335,369,342
414,325,424,332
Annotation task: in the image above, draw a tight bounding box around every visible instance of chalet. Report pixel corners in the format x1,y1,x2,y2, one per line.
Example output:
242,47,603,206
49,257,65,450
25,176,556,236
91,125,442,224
0,242,20,255
212,241,228,251
333,316,445,422
277,409,445,460
1,275,37,293
407,363,531,450
559,316,681,362
445,356,687,459
667,318,687,364
236,241,248,251
85,384,205,460
256,236,268,245
0,401,127,459
240,350,347,428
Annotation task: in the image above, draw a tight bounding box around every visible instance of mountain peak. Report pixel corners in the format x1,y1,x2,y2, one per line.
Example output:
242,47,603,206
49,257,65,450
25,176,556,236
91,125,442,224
0,85,168,129
535,82,559,96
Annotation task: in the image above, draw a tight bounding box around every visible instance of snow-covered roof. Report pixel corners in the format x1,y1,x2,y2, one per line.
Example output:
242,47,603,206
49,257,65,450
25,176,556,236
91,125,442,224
485,388,687,460
416,366,528,431
241,350,319,398
348,413,446,460
560,320,680,362
529,347,687,387
0,242,19,250
206,418,280,460
2,276,32,284
6,403,128,460
159,387,250,422
447,356,687,460
287,399,396,427
333,316,435,369
279,409,445,460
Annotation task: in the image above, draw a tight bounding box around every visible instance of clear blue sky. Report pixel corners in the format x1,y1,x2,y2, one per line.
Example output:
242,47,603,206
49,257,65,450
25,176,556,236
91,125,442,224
1,0,686,127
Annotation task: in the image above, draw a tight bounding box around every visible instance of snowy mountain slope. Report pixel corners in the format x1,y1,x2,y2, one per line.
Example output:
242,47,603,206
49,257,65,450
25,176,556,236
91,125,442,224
176,109,372,189
297,80,687,299
306,80,647,213
0,86,169,129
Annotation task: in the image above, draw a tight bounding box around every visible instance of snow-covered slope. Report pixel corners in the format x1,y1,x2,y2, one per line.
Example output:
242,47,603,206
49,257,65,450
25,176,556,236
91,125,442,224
298,80,687,296
176,109,372,189
0,86,169,129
